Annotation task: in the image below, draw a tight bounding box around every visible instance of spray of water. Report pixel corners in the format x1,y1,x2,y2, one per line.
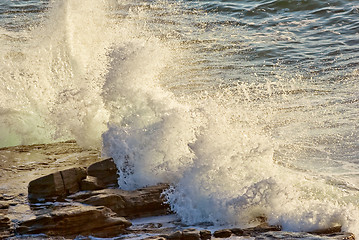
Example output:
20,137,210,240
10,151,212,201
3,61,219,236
1,0,359,236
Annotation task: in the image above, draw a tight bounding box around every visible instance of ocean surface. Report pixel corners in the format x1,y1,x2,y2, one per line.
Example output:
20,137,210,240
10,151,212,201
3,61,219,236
1,0,359,237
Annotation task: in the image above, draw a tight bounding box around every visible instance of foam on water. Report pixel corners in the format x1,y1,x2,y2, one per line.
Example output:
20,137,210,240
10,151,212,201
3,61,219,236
1,0,359,237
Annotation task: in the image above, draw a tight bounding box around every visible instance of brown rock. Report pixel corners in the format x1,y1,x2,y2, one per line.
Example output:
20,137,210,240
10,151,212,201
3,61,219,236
60,168,87,194
143,237,167,240
200,230,211,239
321,232,355,240
213,229,232,238
230,227,244,236
28,167,87,202
70,183,170,218
87,158,119,187
167,230,182,240
309,225,341,234
306,226,356,240
16,204,131,237
242,223,281,236
0,201,10,210
0,214,13,238
28,171,64,201
80,176,106,191
255,230,355,240
182,228,200,240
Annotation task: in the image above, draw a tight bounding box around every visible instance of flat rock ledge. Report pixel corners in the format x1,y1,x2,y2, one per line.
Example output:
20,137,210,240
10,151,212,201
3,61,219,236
68,184,170,218
17,204,131,238
0,142,356,239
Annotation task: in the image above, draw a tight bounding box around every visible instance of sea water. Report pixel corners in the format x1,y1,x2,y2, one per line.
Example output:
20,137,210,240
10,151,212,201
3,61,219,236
1,0,359,237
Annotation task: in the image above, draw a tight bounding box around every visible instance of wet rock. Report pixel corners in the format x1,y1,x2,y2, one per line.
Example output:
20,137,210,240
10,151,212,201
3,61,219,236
87,158,119,187
28,167,87,202
182,228,200,240
70,183,170,218
230,227,244,236
324,232,355,240
307,226,355,240
256,230,356,240
16,204,131,238
200,230,211,239
309,225,341,234
144,237,167,240
242,223,281,236
161,229,204,240
213,229,232,238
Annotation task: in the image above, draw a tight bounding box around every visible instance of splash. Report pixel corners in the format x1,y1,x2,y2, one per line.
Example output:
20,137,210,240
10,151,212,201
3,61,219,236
0,0,114,147
1,0,359,237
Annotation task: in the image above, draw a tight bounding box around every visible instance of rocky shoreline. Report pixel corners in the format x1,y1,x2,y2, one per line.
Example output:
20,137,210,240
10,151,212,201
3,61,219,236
0,141,356,239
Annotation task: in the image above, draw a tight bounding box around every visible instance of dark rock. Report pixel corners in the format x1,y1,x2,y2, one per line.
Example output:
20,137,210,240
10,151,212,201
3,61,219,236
143,237,167,240
309,225,341,234
307,226,356,240
0,214,12,238
28,167,87,202
28,171,64,201
0,194,14,201
230,227,244,236
182,228,200,240
200,230,211,239
87,158,119,187
78,191,126,215
322,232,355,240
256,230,355,240
70,183,170,218
243,223,281,236
167,230,182,240
80,176,106,191
16,204,131,238
213,229,232,238
0,201,10,210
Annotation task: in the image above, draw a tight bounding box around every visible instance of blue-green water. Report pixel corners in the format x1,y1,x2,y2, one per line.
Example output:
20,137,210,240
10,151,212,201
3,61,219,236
1,0,359,237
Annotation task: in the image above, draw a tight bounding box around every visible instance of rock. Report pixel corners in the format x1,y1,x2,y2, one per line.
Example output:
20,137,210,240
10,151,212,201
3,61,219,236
256,230,356,240
213,229,232,238
60,167,87,194
16,204,131,238
80,176,106,191
167,230,182,240
0,214,12,238
28,167,87,202
309,225,341,234
182,228,200,240
0,201,10,209
242,223,281,236
144,237,167,240
87,158,119,187
166,229,201,240
322,232,355,240
200,230,211,239
70,183,170,218
307,226,356,240
230,227,244,236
